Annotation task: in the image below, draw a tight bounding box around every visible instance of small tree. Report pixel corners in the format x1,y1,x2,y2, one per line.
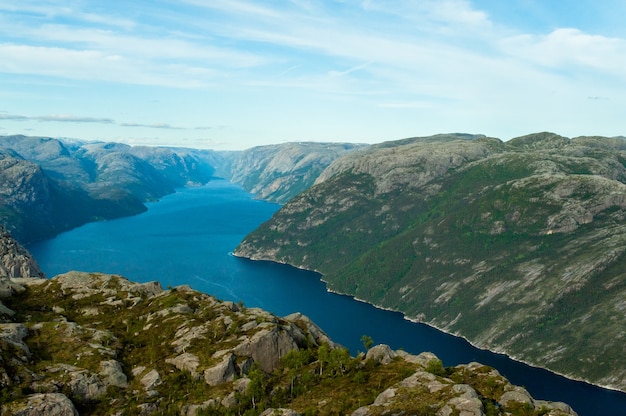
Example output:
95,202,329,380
360,334,374,351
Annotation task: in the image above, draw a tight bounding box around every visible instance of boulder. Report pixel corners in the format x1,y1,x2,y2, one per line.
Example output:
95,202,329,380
99,359,128,388
499,386,534,406
438,395,484,416
140,369,162,391
283,312,337,347
7,393,78,416
68,371,106,401
166,352,201,379
0,323,31,358
203,353,237,386
365,344,396,364
233,326,300,373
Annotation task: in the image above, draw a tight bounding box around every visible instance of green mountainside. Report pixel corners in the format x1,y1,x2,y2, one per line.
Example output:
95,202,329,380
0,231,576,415
235,132,626,392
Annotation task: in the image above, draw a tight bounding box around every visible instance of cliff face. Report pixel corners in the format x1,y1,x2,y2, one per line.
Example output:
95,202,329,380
227,142,365,203
0,226,44,279
0,271,576,416
235,132,626,392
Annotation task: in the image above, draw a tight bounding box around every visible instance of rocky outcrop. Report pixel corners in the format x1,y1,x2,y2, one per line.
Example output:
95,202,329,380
0,225,44,321
0,271,577,415
235,132,626,392
352,349,577,416
0,225,44,279
8,393,78,416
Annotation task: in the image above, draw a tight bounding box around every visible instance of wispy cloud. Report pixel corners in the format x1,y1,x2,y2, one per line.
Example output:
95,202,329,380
121,122,184,130
0,113,114,123
0,113,214,130
1,0,625,148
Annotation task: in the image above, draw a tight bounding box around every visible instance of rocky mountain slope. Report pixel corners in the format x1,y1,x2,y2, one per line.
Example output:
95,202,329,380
0,136,358,244
234,132,626,392
226,142,364,203
0,136,222,243
0,270,577,415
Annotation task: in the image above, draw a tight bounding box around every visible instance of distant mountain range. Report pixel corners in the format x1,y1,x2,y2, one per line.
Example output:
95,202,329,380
0,135,357,243
235,132,626,392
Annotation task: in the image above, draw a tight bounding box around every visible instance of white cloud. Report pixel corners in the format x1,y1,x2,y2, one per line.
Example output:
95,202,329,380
501,29,626,76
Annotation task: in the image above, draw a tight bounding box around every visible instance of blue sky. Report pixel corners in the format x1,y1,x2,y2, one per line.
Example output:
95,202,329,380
1,0,625,150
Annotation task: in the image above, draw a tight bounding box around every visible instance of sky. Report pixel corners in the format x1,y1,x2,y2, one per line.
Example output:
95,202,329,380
1,0,625,150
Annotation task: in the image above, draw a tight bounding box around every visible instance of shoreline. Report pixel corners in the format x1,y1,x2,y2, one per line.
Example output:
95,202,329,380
234,252,625,395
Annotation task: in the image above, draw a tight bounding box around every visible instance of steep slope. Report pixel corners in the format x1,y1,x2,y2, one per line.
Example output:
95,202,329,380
227,142,365,203
0,225,44,279
235,132,626,392
0,272,576,415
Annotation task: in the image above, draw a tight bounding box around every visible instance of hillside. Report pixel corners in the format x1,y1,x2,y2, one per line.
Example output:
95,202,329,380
0,136,358,244
226,142,364,203
0,136,224,243
234,132,626,392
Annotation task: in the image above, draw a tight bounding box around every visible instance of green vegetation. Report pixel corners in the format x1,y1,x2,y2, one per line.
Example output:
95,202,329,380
0,273,575,415
235,133,626,391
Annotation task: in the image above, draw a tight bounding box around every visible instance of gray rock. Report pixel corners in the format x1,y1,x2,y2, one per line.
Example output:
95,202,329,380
452,384,479,399
0,323,31,358
259,409,301,416
438,396,485,416
99,359,128,388
233,326,300,373
203,353,237,386
365,344,396,364
283,312,337,348
7,393,78,416
499,386,534,406
140,369,162,391
68,371,106,401
0,225,44,279
137,402,159,415
534,400,579,416
221,391,238,408
373,387,396,405
166,352,201,379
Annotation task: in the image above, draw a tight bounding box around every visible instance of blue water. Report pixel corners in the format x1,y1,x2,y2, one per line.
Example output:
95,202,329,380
27,180,626,415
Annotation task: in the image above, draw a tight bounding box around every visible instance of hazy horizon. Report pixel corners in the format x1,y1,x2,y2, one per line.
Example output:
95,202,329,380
1,1,625,150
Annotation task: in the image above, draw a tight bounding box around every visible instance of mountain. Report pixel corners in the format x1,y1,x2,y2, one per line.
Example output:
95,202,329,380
0,136,222,243
235,132,626,392
0,269,576,415
0,136,359,244
226,142,365,203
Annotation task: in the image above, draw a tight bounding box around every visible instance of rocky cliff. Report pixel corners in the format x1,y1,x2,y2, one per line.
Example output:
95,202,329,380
0,226,44,280
0,271,576,415
227,142,364,203
235,132,626,392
